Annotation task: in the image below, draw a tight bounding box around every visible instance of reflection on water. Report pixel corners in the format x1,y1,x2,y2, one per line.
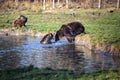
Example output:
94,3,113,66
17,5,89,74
0,35,120,73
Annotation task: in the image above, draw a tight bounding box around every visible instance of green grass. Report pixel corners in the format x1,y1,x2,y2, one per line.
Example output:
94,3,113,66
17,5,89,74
89,12,120,43
0,9,120,44
0,65,120,80
0,9,120,79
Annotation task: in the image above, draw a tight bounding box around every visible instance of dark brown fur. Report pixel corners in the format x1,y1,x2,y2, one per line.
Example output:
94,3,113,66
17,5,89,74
13,15,27,27
13,18,24,27
40,33,53,44
19,15,27,26
55,21,85,43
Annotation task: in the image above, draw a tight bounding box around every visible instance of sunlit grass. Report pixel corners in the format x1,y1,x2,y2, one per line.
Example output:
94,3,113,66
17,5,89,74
88,12,120,44
0,9,120,44
0,9,120,79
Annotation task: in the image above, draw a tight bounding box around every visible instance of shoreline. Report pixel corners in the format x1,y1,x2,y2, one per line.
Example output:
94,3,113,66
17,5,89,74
0,28,45,37
0,28,120,55
76,34,120,56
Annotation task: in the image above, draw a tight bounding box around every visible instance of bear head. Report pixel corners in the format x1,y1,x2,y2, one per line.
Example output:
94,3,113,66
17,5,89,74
40,33,53,44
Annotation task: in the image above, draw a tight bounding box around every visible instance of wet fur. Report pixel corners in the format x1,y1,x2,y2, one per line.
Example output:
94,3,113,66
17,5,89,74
40,33,53,44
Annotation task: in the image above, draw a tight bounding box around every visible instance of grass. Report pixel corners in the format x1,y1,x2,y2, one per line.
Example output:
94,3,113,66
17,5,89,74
0,9,120,44
0,65,120,80
0,9,120,79
90,12,120,43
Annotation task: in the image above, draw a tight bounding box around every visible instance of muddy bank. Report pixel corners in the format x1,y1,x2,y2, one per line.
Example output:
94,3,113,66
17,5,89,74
0,28,44,37
76,34,120,56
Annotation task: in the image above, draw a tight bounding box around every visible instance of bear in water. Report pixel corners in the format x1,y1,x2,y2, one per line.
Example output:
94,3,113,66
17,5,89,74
40,33,54,44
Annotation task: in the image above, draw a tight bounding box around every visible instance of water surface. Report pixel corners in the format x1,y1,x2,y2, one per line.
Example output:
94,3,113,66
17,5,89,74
0,35,119,73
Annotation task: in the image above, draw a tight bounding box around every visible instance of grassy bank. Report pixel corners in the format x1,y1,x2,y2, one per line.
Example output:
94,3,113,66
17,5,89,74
0,66,120,80
0,9,120,42
0,9,120,53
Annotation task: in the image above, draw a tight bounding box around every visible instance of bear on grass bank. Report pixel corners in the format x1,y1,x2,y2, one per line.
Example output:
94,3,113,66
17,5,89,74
13,15,27,27
55,21,85,43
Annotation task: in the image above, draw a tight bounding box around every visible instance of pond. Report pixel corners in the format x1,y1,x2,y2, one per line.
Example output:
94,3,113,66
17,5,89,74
0,35,120,73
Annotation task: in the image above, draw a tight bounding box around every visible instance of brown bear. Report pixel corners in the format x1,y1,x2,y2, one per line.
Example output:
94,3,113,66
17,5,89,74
19,15,27,26
40,33,54,44
13,15,27,27
55,21,85,43
13,18,24,27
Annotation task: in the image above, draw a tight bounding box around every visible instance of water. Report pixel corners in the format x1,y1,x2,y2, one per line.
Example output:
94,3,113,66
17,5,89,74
0,35,120,73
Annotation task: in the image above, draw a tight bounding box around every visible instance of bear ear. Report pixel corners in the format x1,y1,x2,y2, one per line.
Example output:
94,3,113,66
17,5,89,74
61,24,67,31
61,24,66,28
